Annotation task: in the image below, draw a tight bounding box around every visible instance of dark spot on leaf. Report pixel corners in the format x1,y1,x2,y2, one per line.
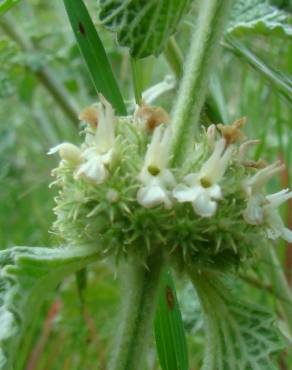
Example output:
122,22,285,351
79,22,86,35
166,286,175,310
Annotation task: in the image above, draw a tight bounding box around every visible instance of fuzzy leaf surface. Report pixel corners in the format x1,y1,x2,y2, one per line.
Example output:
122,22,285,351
192,273,286,370
98,0,192,58
154,269,189,370
228,0,292,38
0,246,100,370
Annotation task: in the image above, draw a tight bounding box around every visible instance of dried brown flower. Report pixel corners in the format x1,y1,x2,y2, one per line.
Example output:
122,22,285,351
217,117,247,145
134,104,169,131
79,106,99,127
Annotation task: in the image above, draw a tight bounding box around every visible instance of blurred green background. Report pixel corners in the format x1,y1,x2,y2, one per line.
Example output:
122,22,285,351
0,0,291,369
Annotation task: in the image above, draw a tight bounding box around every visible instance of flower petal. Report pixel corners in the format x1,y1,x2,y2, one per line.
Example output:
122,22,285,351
266,189,292,208
137,185,171,209
208,184,222,200
243,195,264,225
244,161,284,193
192,192,217,218
281,228,292,243
197,138,233,185
48,143,81,163
264,208,292,242
144,126,171,171
75,156,108,184
173,184,201,203
160,169,176,187
200,138,225,177
95,100,115,153
184,173,200,187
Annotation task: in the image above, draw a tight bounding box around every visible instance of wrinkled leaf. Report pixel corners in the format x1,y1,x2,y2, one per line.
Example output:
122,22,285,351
191,273,286,370
154,269,189,370
0,246,99,370
63,0,127,115
228,0,292,38
98,0,192,58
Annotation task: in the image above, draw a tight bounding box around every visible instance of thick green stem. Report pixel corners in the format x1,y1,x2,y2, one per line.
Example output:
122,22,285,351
109,252,164,370
164,37,227,125
188,272,223,370
0,15,79,124
170,0,232,166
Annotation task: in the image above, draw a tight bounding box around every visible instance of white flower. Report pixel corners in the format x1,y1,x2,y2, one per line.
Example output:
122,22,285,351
243,161,284,195
137,126,175,209
242,161,292,242
173,138,233,218
48,142,82,164
263,189,292,242
242,161,284,224
133,104,169,131
75,99,116,184
242,193,265,225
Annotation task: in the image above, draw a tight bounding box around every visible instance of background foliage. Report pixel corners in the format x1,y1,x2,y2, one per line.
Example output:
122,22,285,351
0,0,291,369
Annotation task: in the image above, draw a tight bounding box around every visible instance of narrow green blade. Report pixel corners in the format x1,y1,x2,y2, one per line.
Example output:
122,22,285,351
154,268,189,370
0,0,21,16
63,0,127,115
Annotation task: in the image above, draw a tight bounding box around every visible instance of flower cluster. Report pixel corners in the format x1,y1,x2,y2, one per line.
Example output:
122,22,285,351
49,99,292,271
49,98,116,185
242,162,292,242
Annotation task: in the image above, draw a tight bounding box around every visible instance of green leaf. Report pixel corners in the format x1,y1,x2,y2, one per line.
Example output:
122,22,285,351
98,0,192,58
191,273,286,370
63,0,127,115
0,0,20,17
154,269,189,370
228,0,292,38
0,246,100,370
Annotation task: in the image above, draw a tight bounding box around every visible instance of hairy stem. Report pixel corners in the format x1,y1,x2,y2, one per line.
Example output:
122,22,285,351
164,37,227,124
189,272,223,370
170,0,232,165
0,15,79,124
262,244,292,334
109,252,164,370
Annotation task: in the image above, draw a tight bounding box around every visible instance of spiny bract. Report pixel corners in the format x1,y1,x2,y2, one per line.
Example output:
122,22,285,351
49,98,292,271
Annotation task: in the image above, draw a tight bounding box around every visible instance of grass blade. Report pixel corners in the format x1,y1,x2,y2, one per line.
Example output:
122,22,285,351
63,0,127,115
154,268,189,370
225,36,292,106
0,0,20,16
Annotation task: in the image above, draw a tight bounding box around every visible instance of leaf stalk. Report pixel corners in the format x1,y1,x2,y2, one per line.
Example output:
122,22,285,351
109,252,164,370
170,0,232,165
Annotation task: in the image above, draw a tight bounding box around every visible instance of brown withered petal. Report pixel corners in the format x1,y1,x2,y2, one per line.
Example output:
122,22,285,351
233,117,247,129
134,104,169,131
217,116,247,145
79,106,99,127
243,160,268,169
